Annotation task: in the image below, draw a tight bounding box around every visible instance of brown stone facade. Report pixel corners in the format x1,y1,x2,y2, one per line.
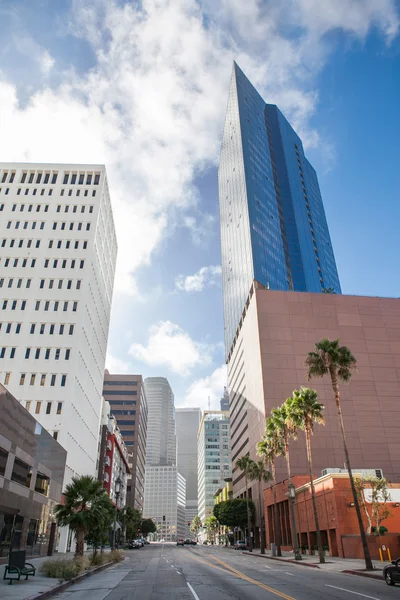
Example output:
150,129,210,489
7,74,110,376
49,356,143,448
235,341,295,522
103,372,147,511
229,288,400,531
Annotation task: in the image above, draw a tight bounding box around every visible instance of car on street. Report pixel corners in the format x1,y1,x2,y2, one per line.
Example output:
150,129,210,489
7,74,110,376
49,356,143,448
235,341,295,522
177,539,185,546
128,540,141,549
384,557,400,586
190,540,197,545
234,540,248,550
184,539,192,545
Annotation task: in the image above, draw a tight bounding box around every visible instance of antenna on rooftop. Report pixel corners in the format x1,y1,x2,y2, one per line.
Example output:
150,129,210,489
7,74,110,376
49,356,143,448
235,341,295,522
208,396,211,410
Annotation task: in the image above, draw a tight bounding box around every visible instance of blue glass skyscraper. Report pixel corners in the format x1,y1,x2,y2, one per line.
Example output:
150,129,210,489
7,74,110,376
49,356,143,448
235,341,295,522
219,63,341,358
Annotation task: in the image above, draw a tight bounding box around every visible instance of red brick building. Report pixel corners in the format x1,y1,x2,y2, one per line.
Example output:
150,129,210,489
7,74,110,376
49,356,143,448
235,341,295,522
264,473,400,559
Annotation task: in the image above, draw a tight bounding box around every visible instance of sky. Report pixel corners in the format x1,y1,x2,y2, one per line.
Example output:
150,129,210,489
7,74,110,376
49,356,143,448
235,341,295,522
0,0,399,410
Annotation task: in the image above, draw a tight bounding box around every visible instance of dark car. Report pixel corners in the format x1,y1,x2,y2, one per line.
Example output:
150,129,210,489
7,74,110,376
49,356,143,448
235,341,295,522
190,540,197,546
184,539,192,545
384,557,400,586
177,539,185,546
235,540,248,550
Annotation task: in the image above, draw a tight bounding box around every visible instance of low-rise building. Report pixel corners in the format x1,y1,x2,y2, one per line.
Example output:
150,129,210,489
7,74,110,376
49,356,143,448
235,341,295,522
0,383,66,562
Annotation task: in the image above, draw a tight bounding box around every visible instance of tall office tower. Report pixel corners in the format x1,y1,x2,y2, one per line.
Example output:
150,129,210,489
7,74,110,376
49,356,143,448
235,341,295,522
220,387,229,412
219,62,341,360
143,377,185,541
144,377,176,466
197,411,231,525
176,407,201,535
0,163,117,486
103,372,148,511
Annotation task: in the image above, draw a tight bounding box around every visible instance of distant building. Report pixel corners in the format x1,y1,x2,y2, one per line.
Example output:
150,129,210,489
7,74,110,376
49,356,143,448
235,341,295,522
220,387,229,412
97,398,130,509
143,377,186,541
0,383,66,560
176,407,201,537
198,411,231,524
103,373,147,511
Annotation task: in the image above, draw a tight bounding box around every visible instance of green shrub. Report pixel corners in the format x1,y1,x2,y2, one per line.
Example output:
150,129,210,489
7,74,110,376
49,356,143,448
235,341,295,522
109,550,124,563
90,553,109,566
39,557,90,581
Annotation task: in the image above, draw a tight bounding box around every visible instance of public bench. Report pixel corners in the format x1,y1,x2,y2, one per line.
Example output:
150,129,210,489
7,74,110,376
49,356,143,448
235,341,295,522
3,550,36,585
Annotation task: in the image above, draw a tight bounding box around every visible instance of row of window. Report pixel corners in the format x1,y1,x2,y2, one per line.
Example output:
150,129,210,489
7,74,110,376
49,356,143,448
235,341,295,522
1,188,54,197
19,373,67,386
0,321,75,336
5,221,91,231
1,346,71,360
1,170,100,186
10,202,94,212
0,449,50,496
1,258,84,269
0,278,82,292
1,238,88,250
26,400,63,415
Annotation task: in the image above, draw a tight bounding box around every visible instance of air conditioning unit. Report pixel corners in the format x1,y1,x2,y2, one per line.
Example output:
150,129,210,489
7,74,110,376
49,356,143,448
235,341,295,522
103,472,109,483
104,456,111,466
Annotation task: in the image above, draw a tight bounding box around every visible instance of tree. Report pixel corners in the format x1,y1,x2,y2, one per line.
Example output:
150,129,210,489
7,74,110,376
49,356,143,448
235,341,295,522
248,459,271,554
306,338,373,570
204,516,219,543
54,475,112,556
85,493,115,555
257,429,284,556
190,516,202,540
235,455,255,551
119,506,142,543
354,477,392,535
285,387,326,564
216,499,254,531
141,518,157,536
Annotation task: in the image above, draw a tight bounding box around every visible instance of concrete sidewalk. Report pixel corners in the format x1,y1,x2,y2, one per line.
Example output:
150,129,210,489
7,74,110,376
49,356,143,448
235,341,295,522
241,547,391,577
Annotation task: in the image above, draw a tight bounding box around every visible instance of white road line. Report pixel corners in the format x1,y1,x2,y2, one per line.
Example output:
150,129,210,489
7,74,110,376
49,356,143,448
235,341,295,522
325,584,381,600
176,571,181,574
285,572,295,576
187,582,200,600
265,565,272,569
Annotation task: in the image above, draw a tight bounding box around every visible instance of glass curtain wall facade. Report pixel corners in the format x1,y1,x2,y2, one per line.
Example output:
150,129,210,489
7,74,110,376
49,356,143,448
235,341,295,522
219,62,341,357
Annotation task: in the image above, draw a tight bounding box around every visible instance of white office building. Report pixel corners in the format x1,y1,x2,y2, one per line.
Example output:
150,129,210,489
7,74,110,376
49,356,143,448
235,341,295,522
143,377,186,540
176,407,201,536
0,163,117,490
198,411,231,524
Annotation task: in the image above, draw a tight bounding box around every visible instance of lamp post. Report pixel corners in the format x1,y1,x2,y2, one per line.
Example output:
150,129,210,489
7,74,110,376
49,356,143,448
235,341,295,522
288,482,302,561
113,475,122,550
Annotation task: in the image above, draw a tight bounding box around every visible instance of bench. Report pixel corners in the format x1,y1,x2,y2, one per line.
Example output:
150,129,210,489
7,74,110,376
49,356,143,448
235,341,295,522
3,550,36,585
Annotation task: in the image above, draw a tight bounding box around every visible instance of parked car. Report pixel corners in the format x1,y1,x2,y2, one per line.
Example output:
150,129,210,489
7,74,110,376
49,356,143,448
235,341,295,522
384,557,400,586
190,540,197,546
235,540,248,550
177,539,185,546
128,540,141,549
202,541,208,545
135,539,144,547
184,539,192,545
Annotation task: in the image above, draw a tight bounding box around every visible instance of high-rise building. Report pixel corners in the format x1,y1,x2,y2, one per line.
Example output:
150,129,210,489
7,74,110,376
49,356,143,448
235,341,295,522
102,373,147,511
220,387,229,412
197,411,231,524
0,163,117,486
144,377,176,466
176,407,201,535
219,63,341,359
143,377,186,540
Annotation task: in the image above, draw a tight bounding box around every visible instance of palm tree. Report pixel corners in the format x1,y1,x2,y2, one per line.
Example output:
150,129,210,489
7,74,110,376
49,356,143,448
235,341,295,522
248,459,271,554
306,338,373,570
119,505,141,544
257,431,283,557
54,475,111,556
235,455,255,552
286,387,325,564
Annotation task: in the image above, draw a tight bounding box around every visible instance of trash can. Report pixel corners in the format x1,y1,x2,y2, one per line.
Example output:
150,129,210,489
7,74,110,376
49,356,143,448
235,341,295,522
271,543,277,557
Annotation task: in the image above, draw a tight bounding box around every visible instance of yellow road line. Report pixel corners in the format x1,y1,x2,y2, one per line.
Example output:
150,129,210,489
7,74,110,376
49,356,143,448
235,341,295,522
187,550,296,600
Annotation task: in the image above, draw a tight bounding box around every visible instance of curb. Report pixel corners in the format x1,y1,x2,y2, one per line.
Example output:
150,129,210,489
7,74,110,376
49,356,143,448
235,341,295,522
342,569,383,581
242,551,320,568
25,559,118,600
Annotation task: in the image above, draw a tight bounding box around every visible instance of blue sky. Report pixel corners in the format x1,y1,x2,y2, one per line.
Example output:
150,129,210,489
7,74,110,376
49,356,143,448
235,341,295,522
0,0,399,409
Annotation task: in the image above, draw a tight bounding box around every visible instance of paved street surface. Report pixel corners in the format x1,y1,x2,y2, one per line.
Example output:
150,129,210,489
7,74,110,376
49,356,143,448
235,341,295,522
51,542,398,600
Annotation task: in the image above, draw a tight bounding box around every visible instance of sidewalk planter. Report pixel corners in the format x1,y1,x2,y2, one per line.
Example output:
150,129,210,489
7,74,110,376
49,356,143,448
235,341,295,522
323,546,330,557
301,545,308,555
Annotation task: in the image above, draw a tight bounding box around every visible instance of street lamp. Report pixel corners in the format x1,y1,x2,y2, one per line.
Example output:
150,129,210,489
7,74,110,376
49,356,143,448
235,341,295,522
288,482,302,561
113,475,122,550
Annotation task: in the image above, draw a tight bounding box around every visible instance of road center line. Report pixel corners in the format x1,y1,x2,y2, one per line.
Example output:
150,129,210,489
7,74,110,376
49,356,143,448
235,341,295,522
187,582,200,600
285,573,295,576
325,584,381,600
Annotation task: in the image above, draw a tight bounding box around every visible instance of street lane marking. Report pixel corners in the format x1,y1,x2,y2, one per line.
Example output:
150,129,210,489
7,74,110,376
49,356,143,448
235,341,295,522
265,565,272,569
187,582,200,600
285,573,295,576
325,585,381,600
176,571,181,574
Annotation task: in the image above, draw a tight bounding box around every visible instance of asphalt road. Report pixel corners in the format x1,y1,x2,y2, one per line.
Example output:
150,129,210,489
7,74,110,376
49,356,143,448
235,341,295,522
53,542,400,600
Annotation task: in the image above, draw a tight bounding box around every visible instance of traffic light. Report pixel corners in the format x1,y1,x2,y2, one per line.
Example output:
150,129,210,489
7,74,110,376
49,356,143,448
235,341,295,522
187,521,191,526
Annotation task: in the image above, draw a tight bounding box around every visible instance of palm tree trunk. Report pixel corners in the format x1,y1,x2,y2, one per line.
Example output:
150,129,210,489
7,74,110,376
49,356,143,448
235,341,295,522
329,368,373,570
271,461,282,557
305,428,325,564
245,474,252,552
75,529,85,557
285,440,299,556
258,477,265,554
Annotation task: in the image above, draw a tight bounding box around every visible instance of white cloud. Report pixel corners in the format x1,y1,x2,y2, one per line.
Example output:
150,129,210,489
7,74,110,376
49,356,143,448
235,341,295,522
176,265,222,292
128,321,212,376
0,0,398,295
105,352,131,374
182,365,227,410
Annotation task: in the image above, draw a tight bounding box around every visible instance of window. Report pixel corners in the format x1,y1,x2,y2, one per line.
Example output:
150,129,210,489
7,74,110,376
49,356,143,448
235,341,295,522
73,302,77,312
80,260,84,269
56,205,61,213
6,323,12,333
71,174,77,184
57,402,62,415
51,173,57,184
59,324,64,334
21,172,27,183
35,401,41,414
17,279,22,288
35,301,40,311
65,349,70,360
10,347,16,358
62,260,66,268
44,259,49,268
50,374,56,386
74,241,79,249
30,324,36,334
79,174,84,184
53,431,59,441
48,189,52,196
49,240,53,248
87,174,92,184
16,323,21,333
40,374,46,386
46,402,52,415
0,348,5,359
58,280,63,289
66,241,70,249
76,280,81,290
4,373,10,385
53,259,58,268
49,280,54,289
63,173,69,184
25,348,31,359
20,373,26,385
35,348,40,359
89,206,93,213
53,222,57,230
44,173,50,184
71,260,75,268
57,240,62,249
35,472,50,496
21,300,26,310
27,239,32,247
40,280,44,289
61,189,64,196
94,173,100,185
49,324,55,334
63,302,68,312
2,301,7,309
67,280,72,289
11,301,16,310
69,325,74,335
40,324,45,334
78,223,82,231
25,401,31,412
26,279,31,288
30,374,36,386
54,301,59,311
55,349,60,360
11,457,31,488
61,375,67,387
